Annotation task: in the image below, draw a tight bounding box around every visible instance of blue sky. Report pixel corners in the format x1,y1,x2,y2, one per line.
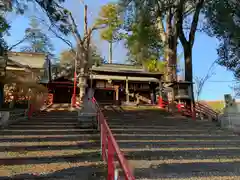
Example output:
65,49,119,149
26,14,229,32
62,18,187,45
4,0,236,101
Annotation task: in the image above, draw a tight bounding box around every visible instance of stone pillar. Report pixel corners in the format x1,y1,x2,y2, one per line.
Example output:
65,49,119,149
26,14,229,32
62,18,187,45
125,77,129,103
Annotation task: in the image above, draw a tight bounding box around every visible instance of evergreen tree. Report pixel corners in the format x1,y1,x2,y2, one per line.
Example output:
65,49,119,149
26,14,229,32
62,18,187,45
21,17,54,54
0,6,10,107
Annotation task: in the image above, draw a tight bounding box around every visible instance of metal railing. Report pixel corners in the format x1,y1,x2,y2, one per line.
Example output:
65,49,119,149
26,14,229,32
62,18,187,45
91,97,135,180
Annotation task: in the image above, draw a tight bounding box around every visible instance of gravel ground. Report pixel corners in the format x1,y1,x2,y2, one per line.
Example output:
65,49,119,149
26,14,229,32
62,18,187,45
0,104,106,180
103,106,240,180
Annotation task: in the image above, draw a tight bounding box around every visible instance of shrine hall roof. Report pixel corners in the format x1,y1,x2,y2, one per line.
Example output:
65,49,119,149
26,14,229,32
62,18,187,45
91,63,163,78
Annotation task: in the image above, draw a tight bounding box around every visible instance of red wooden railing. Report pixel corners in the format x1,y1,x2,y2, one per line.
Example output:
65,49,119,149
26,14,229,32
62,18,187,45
176,103,195,119
175,102,219,121
195,102,218,120
92,97,135,180
158,96,169,109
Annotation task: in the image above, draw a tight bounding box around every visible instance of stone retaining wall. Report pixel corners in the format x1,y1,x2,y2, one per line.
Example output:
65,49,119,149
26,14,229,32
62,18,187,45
0,109,27,128
220,113,240,134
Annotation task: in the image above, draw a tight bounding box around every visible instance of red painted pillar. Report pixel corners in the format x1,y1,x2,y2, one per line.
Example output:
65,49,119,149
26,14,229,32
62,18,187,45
177,103,182,112
158,96,163,108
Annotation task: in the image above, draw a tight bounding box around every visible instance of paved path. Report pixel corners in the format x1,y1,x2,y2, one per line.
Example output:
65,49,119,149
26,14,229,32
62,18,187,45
0,104,106,180
103,106,240,180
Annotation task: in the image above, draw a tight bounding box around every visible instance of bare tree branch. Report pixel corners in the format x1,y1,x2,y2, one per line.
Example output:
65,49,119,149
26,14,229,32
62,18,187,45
68,12,83,46
194,60,217,101
8,36,28,51
33,16,74,50
82,24,107,44
48,24,75,50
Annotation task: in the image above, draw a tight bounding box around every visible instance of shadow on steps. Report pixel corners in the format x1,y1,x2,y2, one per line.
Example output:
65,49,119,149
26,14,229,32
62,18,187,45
0,165,107,180
103,107,240,179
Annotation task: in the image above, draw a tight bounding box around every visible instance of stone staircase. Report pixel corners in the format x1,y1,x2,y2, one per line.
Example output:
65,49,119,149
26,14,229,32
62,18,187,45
103,106,240,180
0,105,106,180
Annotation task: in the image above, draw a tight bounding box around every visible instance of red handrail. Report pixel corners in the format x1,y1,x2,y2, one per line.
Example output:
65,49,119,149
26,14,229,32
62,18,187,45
195,102,218,120
177,103,193,117
158,96,169,109
92,97,135,180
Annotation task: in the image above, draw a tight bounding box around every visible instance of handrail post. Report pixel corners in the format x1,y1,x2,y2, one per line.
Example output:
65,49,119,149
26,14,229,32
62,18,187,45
108,138,115,180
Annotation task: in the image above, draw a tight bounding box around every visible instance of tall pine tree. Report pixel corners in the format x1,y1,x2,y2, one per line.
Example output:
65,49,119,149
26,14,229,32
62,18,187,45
21,17,54,54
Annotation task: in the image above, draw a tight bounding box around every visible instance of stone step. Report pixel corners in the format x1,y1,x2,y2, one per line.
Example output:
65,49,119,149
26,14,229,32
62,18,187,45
0,105,103,179
113,134,239,141
121,148,240,160
0,161,106,179
0,148,100,159
0,134,99,143
16,122,78,125
0,129,98,135
0,143,99,152
102,107,240,179
115,141,240,149
110,129,228,135
127,160,240,179
8,125,83,130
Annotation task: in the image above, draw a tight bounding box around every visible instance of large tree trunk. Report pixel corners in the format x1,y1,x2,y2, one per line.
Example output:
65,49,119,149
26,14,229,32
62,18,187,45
183,43,195,106
78,74,87,104
78,54,88,104
164,8,178,82
184,43,192,82
78,45,90,104
168,33,178,82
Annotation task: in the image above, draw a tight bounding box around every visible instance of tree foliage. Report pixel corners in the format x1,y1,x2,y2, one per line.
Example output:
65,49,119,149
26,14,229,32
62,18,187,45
60,45,105,67
96,3,123,43
204,0,240,78
0,5,10,53
143,58,166,73
120,0,207,105
123,4,164,66
21,17,54,54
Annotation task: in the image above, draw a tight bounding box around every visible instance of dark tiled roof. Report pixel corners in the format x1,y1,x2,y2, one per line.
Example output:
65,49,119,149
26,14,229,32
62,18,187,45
51,63,163,81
